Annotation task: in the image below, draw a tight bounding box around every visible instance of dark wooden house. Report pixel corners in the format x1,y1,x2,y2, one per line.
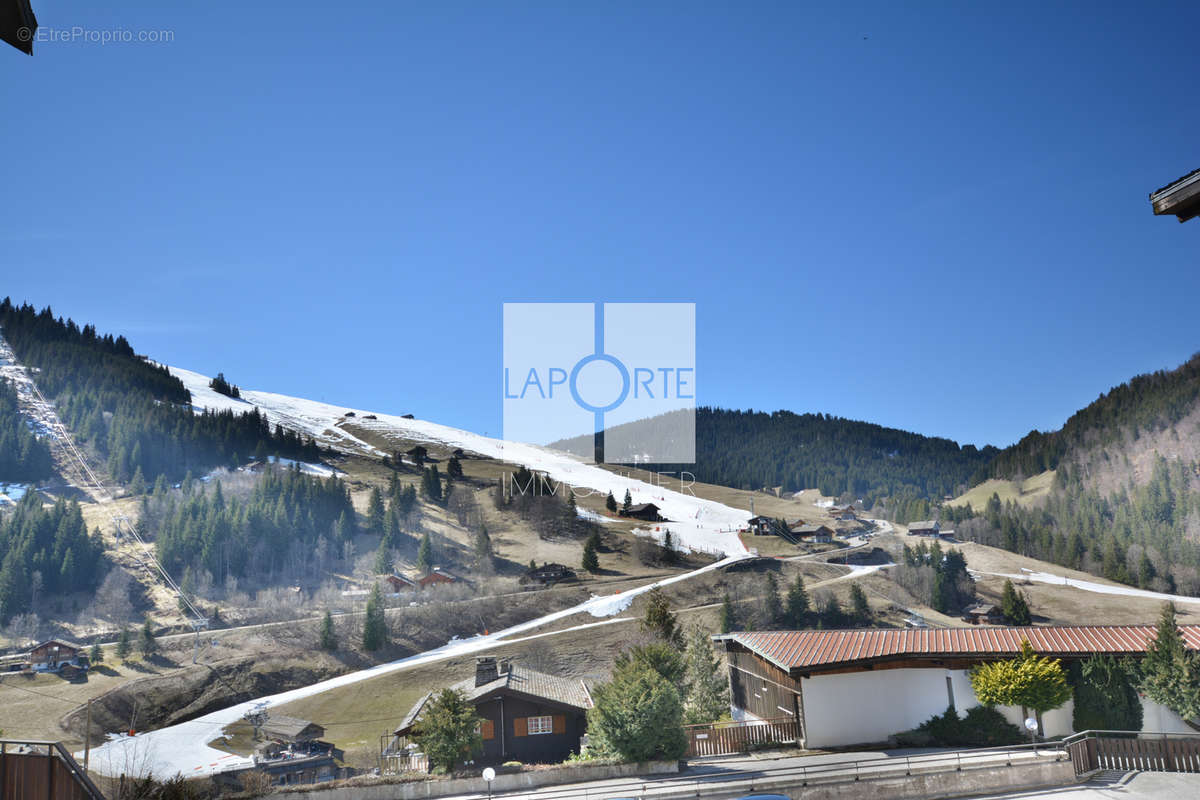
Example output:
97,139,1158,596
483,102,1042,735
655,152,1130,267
521,563,576,586
618,503,663,522
383,573,418,593
791,523,833,543
28,639,87,673
260,716,326,745
417,567,462,588
746,516,775,535
390,656,592,767
961,602,1006,626
907,520,940,536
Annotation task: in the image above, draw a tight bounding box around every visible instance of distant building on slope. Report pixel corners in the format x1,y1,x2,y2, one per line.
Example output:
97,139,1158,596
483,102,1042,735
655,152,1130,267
907,520,940,536
791,523,833,543
619,502,663,522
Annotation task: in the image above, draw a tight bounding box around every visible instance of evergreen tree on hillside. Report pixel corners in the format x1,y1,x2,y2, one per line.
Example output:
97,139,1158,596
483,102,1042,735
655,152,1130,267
417,532,434,574
319,609,337,652
785,575,810,627
446,456,463,480
138,619,158,658
719,592,736,634
1001,580,1032,626
115,628,131,661
366,487,386,536
622,489,632,513
208,372,241,399
473,526,494,573
642,588,681,644
89,640,103,665
849,583,871,625
605,491,618,513
362,583,388,651
582,536,600,573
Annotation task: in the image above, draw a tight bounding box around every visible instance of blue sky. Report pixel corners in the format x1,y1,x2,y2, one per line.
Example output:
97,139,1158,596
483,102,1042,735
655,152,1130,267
2,1,1197,448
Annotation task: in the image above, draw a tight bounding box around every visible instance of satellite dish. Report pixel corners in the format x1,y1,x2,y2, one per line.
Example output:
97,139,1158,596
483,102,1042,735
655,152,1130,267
1024,717,1038,731
482,767,496,781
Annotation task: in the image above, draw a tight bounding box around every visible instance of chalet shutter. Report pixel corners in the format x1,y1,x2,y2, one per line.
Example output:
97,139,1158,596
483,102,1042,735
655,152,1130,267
513,717,528,737
552,714,566,735
481,719,495,740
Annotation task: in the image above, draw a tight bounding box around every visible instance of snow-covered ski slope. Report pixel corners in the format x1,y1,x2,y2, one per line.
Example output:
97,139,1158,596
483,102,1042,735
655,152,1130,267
85,555,744,778
170,366,751,557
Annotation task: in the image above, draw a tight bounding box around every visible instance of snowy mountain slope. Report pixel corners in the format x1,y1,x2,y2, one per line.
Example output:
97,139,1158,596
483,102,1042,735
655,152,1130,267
85,555,744,778
169,366,751,556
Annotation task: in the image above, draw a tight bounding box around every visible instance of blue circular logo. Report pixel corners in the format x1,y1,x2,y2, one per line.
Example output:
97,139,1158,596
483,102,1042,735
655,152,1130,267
568,353,630,414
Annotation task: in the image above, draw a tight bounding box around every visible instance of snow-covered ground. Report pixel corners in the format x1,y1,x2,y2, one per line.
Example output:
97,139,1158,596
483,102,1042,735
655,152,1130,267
972,568,1200,607
169,365,751,557
85,555,745,778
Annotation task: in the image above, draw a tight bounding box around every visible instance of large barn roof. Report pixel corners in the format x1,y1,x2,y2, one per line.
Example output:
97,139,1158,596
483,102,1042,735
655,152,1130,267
718,625,1200,675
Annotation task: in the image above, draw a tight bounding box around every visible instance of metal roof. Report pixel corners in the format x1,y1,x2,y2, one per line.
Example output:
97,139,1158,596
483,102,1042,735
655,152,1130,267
719,625,1200,673
261,715,324,740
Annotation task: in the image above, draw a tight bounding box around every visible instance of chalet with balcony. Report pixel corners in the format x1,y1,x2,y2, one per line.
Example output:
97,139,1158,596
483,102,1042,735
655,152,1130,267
387,656,592,769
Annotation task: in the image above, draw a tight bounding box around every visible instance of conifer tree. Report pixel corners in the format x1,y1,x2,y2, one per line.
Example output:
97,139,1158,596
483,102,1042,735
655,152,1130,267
417,532,434,574
762,572,782,625
605,491,618,513
116,628,132,661
473,525,494,573
373,543,391,575
319,609,337,651
622,489,632,512
1001,579,1032,626
849,583,871,625
138,619,158,658
642,587,681,644
366,487,386,536
682,626,729,725
785,575,810,627
582,536,600,573
89,640,103,665
1137,603,1200,723
720,593,736,634
362,583,388,651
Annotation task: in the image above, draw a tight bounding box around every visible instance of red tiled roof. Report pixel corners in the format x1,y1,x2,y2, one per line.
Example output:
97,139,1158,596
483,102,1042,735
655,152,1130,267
721,625,1200,673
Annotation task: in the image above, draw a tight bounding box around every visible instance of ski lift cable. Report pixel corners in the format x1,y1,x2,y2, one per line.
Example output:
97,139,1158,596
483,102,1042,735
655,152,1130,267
23,375,208,627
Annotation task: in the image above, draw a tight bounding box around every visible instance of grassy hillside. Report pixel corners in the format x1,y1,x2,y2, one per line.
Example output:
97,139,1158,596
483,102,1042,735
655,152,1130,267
947,470,1055,513
947,354,1200,598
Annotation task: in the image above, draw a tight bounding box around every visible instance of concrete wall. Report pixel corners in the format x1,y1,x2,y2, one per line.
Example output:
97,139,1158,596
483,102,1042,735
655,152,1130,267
1140,695,1198,734
802,668,967,748
762,758,1076,800
276,759,678,800
798,666,1197,748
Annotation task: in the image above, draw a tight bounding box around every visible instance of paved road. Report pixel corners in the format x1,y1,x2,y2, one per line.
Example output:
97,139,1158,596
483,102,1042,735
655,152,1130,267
969,770,1200,799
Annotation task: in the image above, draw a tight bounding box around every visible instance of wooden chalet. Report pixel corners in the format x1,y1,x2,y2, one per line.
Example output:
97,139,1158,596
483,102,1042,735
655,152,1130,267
1150,168,1200,223
521,562,576,586
382,573,418,593
28,639,87,673
907,520,940,536
260,716,326,745
388,656,592,768
417,567,462,588
961,602,1006,625
746,516,775,535
792,523,833,543
618,502,663,522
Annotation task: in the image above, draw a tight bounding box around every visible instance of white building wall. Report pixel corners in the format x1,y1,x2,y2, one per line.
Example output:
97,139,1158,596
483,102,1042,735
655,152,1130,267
799,667,1197,748
1139,696,1197,734
801,668,963,748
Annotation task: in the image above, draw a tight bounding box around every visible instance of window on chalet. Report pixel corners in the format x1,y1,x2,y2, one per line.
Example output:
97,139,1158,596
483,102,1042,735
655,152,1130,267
527,715,553,735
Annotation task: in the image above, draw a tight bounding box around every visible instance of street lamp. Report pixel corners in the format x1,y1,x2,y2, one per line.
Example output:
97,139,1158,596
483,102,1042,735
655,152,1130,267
1024,717,1038,753
482,766,496,800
